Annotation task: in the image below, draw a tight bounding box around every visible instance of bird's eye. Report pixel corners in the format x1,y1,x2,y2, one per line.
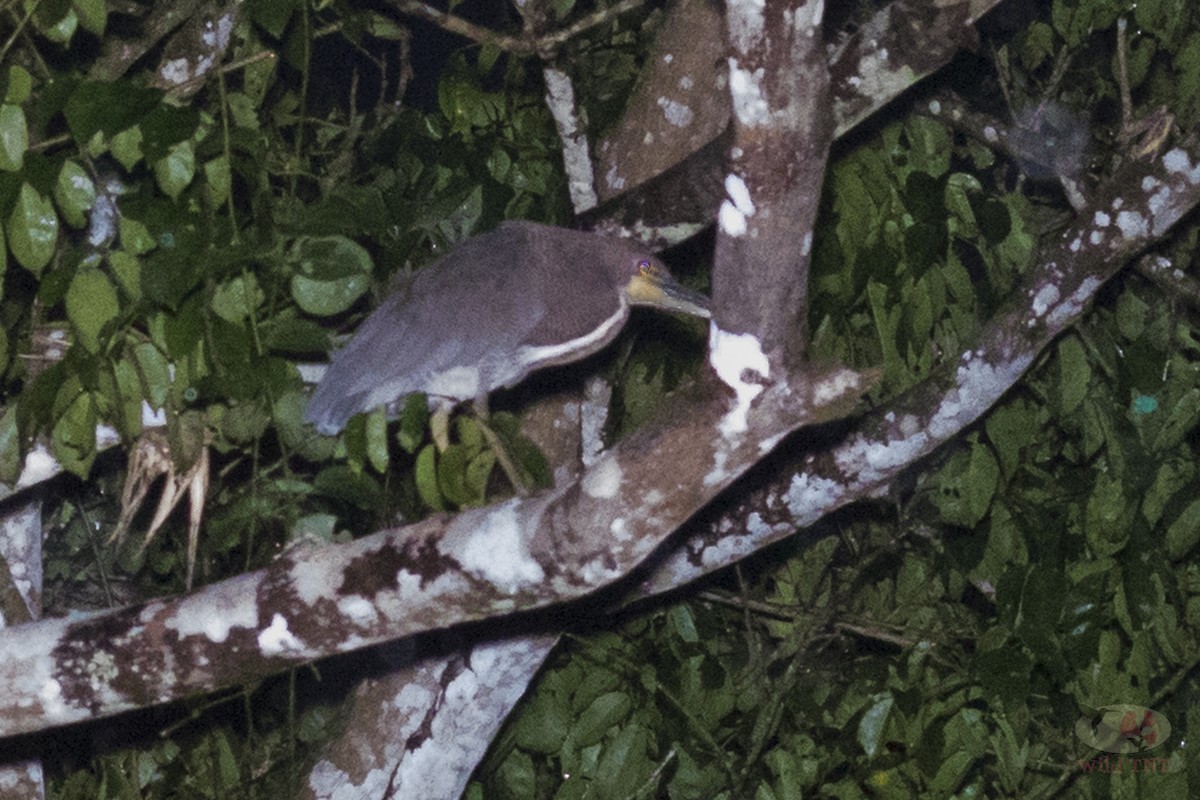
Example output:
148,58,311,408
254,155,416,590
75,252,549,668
637,259,651,276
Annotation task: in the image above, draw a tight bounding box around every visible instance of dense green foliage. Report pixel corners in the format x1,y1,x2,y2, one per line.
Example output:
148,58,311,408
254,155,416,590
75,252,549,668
0,0,1198,797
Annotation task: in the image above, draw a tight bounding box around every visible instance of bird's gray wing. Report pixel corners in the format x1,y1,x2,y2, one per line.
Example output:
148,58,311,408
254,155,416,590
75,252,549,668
305,230,543,433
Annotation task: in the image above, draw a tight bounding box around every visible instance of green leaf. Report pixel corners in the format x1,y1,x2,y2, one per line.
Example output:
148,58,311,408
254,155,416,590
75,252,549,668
221,400,271,443
6,183,59,275
1142,458,1194,527
119,217,156,254
5,66,32,104
463,448,495,502
512,681,572,754
54,160,96,228
0,405,20,485
211,274,264,324
66,267,120,353
1017,21,1055,71
275,389,337,461
312,465,381,509
1115,289,1149,341
108,250,141,300
247,0,299,38
438,443,473,506
930,439,999,527
288,236,373,316
110,125,144,171
0,104,27,171
1085,472,1133,557
64,81,161,142
111,356,144,437
154,140,195,199
857,693,894,758
571,691,632,748
985,398,1040,478
1056,335,1090,415
1166,498,1200,561
38,8,78,43
205,155,231,206
72,0,105,34
52,391,97,477
415,444,444,510
395,393,428,454
366,407,389,473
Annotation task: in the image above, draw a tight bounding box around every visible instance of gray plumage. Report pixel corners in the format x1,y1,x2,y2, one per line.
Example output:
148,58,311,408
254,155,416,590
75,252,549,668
305,221,709,435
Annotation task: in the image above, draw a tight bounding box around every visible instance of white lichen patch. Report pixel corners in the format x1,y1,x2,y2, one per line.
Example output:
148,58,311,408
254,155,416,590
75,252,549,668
725,173,756,218
728,60,769,127
983,126,998,142
703,447,730,487
811,367,860,406
657,96,694,127
1142,175,1161,192
605,163,624,191
928,353,1035,442
1116,209,1148,239
720,200,749,237
1089,230,1104,246
165,582,258,643
1031,284,1059,317
799,0,825,27
290,546,346,606
581,376,611,467
1068,236,1082,253
258,613,305,656
309,761,391,800
1047,276,1102,329
757,431,786,454
582,455,622,499
708,326,770,436
610,518,630,541
897,414,922,438
443,500,544,593
39,679,66,718
86,650,119,690
679,75,694,90
1163,147,1195,177
336,595,379,627
726,0,766,54
700,531,757,568
1093,210,1111,227
158,58,192,86
784,472,843,526
801,231,813,256
835,429,930,488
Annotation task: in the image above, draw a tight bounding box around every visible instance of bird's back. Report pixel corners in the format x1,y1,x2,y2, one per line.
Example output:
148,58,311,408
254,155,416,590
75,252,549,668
304,222,633,434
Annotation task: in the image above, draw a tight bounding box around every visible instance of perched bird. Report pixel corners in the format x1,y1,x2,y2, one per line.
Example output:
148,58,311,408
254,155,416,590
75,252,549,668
305,221,710,435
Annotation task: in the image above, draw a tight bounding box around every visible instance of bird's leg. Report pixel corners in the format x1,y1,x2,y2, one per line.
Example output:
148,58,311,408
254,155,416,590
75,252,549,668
471,394,531,496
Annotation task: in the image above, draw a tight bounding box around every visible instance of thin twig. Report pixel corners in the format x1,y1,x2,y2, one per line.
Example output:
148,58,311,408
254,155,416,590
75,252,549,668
391,0,645,57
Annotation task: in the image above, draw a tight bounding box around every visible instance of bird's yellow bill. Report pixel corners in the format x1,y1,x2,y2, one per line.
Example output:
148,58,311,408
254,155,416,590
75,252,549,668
626,262,711,319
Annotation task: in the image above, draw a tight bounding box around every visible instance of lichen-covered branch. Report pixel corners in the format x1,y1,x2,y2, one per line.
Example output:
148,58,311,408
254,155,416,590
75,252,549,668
0,362,872,739
587,0,1006,249
639,142,1200,594
712,0,831,370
